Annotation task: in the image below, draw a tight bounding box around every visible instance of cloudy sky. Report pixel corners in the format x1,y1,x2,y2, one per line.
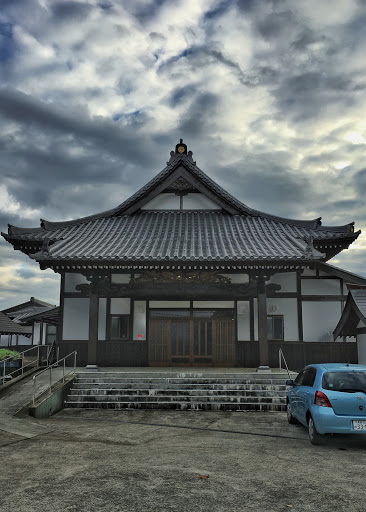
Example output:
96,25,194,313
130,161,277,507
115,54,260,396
0,0,366,310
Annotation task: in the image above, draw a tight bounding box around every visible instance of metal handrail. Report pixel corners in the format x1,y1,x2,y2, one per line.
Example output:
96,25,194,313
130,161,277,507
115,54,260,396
1,345,55,384
32,351,77,406
278,348,292,380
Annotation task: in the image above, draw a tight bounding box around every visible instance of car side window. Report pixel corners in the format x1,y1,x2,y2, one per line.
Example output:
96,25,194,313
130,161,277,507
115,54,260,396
302,367,317,387
294,370,306,386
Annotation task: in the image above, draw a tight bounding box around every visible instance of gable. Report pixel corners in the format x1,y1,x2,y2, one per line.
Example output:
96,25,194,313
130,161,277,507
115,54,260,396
141,192,221,211
120,164,236,215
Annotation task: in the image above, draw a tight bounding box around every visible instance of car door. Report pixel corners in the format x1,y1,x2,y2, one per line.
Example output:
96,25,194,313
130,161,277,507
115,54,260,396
296,367,317,423
290,369,306,419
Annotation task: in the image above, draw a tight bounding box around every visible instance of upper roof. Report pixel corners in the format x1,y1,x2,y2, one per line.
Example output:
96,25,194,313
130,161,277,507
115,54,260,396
2,141,360,270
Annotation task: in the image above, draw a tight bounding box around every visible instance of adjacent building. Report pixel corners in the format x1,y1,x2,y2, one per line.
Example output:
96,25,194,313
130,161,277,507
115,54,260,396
2,141,365,369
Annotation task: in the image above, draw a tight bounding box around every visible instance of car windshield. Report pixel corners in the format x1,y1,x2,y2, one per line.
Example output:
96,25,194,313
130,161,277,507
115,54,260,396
322,371,366,393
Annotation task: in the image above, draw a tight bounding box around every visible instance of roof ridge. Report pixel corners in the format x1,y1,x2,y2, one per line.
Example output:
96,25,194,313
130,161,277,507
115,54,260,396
3,145,359,234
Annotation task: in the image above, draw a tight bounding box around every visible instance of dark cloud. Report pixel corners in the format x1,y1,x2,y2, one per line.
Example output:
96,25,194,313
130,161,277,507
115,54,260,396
129,0,170,24
218,154,312,219
203,0,233,21
255,10,299,40
178,92,219,137
168,84,198,107
50,1,93,23
0,88,159,165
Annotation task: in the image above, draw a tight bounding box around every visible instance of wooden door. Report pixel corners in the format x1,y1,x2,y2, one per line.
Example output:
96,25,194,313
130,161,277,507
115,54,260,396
148,309,235,366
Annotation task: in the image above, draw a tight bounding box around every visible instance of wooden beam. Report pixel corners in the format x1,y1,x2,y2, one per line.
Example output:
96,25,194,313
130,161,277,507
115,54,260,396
257,276,269,367
87,284,99,366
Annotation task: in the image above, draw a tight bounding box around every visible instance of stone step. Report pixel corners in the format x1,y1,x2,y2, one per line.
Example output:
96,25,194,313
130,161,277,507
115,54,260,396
64,401,287,411
76,372,292,379
72,382,288,391
69,388,287,397
75,377,290,385
66,394,287,404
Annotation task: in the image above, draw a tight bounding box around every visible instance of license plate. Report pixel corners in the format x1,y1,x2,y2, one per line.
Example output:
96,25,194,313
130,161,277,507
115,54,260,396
353,420,366,431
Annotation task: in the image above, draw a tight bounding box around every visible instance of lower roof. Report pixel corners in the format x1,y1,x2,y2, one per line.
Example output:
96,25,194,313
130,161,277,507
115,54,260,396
3,211,358,268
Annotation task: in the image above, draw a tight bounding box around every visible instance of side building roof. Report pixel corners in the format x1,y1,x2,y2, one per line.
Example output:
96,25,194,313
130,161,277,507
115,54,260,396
333,288,366,339
0,312,32,335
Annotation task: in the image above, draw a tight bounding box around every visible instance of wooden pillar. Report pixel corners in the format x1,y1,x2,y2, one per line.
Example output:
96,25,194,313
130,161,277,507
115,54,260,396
257,276,270,370
87,281,99,368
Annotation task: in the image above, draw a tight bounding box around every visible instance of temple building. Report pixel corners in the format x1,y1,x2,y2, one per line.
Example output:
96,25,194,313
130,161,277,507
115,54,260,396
2,140,366,370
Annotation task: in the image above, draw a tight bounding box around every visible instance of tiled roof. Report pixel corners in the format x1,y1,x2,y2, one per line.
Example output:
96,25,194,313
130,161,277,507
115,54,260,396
0,312,32,335
2,147,360,265
7,211,342,263
20,306,60,326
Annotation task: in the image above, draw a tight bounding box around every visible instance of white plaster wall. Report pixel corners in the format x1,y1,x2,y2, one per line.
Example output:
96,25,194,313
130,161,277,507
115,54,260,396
222,274,249,284
33,322,41,344
193,301,234,308
0,335,7,347
64,273,89,292
266,298,298,341
237,301,250,340
42,325,47,345
357,333,366,364
63,298,90,340
110,298,130,314
302,301,342,341
141,193,180,210
149,301,190,308
133,301,146,340
183,193,220,210
98,298,107,341
111,274,131,283
301,279,340,295
268,272,296,292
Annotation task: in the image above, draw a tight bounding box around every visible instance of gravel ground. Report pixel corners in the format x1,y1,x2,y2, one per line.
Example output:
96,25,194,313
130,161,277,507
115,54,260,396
0,409,366,512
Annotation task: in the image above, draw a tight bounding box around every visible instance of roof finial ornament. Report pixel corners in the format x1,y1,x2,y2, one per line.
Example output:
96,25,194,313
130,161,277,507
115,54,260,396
175,139,187,155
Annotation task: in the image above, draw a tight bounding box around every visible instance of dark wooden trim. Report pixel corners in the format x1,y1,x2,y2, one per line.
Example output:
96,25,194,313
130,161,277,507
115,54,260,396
249,297,254,342
301,276,340,280
257,277,268,366
301,295,347,301
63,292,90,298
356,327,366,335
87,288,99,365
297,270,303,342
59,272,65,343
130,299,135,342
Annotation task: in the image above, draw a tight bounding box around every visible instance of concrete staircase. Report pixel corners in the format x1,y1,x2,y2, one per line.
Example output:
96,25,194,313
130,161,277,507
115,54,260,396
64,371,293,411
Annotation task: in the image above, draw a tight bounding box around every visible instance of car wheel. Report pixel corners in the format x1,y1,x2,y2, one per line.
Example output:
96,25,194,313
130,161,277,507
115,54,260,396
308,415,322,445
287,402,297,424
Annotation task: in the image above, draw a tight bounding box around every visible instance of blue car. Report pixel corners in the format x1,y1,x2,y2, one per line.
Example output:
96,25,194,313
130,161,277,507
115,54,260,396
286,363,366,444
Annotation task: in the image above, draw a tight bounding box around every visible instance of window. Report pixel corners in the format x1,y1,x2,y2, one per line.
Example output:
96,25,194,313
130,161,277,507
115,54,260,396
294,367,317,387
267,315,284,340
46,324,57,344
302,367,317,387
294,370,306,386
110,315,129,340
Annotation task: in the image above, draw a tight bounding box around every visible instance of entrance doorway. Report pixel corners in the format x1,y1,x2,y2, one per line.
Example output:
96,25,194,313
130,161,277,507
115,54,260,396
148,309,235,366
